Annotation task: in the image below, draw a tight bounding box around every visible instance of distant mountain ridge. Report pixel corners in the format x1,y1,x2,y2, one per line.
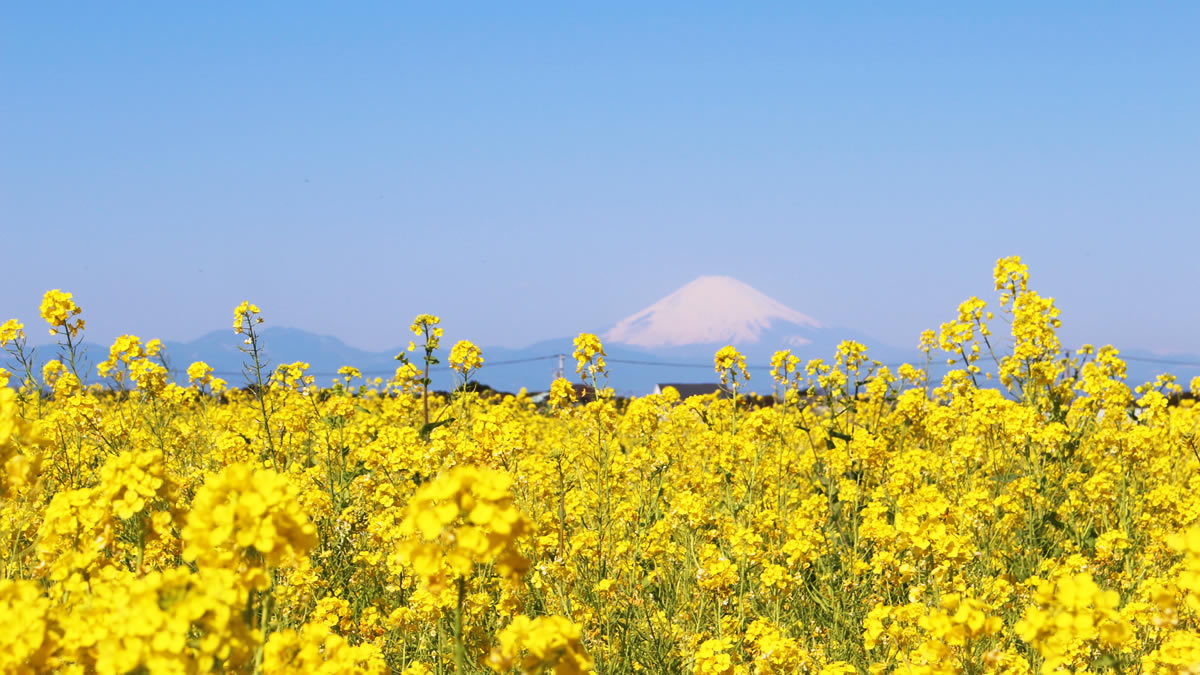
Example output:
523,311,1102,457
13,277,1200,395
160,327,403,379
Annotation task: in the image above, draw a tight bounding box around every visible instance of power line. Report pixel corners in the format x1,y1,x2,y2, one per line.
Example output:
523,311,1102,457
607,357,721,369
107,350,1200,384
483,355,562,367
166,354,565,379
608,357,916,370
163,354,954,380
1120,354,1200,367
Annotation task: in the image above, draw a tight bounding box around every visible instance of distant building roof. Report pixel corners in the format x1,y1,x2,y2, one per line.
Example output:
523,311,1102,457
653,383,730,398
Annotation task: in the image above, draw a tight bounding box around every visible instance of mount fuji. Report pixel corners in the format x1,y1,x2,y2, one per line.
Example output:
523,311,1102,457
605,276,823,352
601,275,905,366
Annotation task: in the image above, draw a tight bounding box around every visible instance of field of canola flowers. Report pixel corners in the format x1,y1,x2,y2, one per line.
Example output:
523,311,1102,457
2,256,1200,674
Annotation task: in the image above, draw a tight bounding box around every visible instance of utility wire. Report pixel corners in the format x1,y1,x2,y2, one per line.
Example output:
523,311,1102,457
166,354,564,379
608,357,917,370
1120,354,1200,367
153,351,1200,382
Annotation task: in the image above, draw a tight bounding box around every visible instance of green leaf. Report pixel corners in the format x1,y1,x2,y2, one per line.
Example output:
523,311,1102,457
1041,511,1065,531
419,417,456,440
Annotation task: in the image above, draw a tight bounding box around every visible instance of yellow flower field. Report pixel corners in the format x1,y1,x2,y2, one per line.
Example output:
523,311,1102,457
2,257,1199,674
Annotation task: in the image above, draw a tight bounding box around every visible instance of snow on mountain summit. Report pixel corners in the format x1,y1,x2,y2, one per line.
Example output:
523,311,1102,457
603,276,823,348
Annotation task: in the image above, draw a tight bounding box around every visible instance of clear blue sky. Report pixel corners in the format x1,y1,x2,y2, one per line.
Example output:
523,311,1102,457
3,3,1197,353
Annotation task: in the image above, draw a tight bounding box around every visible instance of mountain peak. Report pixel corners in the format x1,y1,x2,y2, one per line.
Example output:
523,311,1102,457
603,276,822,348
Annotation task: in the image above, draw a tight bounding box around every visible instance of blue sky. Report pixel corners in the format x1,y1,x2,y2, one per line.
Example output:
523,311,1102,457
2,3,1197,354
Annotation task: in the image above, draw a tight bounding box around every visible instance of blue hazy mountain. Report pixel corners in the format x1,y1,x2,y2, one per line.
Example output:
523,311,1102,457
12,277,1198,396
160,327,403,382
159,277,926,395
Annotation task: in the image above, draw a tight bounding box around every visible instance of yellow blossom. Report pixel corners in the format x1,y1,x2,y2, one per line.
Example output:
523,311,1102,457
450,340,485,375
40,289,84,336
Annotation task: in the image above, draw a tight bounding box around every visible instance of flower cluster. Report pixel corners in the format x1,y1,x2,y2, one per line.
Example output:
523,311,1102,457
233,300,262,334
714,344,749,388
486,615,593,674
572,333,607,380
181,462,318,579
769,348,800,388
396,465,532,591
410,313,443,351
39,289,84,336
0,319,24,346
263,621,388,674
450,339,485,377
186,360,227,391
0,387,45,496
1015,573,1132,670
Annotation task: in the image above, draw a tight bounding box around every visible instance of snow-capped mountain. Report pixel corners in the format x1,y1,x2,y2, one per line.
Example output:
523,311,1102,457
604,276,824,350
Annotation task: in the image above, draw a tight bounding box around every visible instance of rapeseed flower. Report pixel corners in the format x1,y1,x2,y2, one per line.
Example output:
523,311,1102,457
450,339,485,376
572,333,607,379
233,300,262,333
0,318,24,346
40,289,84,336
487,615,593,674
396,465,532,591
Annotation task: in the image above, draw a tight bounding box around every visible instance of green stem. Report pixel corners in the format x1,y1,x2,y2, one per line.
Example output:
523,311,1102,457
244,321,276,459
254,568,273,673
61,322,83,382
454,577,467,672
